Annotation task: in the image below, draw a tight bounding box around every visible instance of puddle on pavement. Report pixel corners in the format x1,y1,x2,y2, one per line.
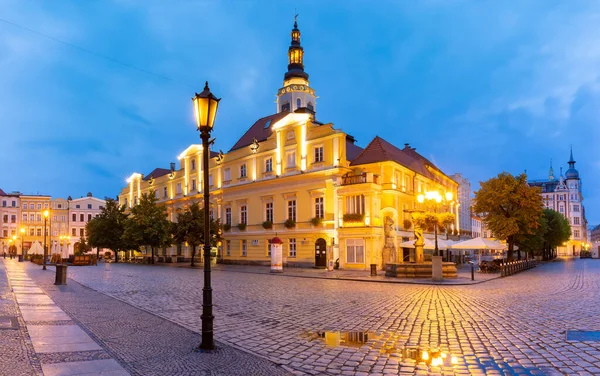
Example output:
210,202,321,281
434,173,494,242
304,330,382,348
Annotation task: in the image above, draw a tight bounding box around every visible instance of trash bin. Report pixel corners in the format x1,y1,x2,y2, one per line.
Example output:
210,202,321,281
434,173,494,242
18,255,23,262
370,264,377,276
55,264,68,285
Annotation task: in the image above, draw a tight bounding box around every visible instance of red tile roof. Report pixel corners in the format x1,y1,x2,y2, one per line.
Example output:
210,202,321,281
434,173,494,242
229,112,289,151
0,188,6,196
346,138,364,161
143,168,171,181
350,136,436,179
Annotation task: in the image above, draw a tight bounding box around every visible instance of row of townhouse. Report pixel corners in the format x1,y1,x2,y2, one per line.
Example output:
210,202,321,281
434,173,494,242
0,189,106,255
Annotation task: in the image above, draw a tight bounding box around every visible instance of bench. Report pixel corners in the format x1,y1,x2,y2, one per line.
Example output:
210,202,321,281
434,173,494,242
72,255,98,266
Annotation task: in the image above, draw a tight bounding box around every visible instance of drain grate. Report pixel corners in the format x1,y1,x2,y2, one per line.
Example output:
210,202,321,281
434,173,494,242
0,316,18,330
566,330,600,341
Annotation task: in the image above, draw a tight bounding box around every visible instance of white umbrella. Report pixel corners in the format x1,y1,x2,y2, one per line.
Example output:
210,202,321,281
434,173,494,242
398,238,449,250
450,237,507,250
61,243,69,259
29,241,44,255
51,242,56,255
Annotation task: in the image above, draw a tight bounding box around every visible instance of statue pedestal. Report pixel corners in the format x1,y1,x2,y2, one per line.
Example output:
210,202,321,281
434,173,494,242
431,256,443,281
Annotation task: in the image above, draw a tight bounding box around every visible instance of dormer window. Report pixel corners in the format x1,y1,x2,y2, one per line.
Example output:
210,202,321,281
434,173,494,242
281,102,290,112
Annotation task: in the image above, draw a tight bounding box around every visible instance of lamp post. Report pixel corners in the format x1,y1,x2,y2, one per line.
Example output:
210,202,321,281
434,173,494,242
43,209,49,270
416,191,453,257
20,227,25,259
193,81,220,351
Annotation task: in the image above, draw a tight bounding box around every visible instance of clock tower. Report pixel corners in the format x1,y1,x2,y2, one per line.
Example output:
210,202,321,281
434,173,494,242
276,16,317,115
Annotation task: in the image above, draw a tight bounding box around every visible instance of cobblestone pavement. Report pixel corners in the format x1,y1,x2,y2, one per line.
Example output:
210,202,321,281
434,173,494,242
18,261,290,376
60,259,600,375
0,259,40,376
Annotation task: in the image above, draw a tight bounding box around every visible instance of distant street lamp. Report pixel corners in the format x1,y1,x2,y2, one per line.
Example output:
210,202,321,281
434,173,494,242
43,209,49,270
417,191,453,257
20,227,25,258
193,81,220,351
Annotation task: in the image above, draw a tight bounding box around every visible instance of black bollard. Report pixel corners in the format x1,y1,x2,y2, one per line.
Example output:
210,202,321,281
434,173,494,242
469,261,475,281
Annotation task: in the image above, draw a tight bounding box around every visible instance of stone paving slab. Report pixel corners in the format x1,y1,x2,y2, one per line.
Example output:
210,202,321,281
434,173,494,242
20,305,72,322
15,293,55,305
29,323,103,354
42,359,129,376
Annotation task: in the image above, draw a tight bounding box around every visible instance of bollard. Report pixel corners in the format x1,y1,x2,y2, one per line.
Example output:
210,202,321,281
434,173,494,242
55,264,68,285
470,262,475,281
370,264,377,277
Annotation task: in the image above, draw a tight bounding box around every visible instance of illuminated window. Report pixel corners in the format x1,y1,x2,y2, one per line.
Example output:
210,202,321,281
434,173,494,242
240,164,247,178
225,207,232,226
286,151,296,168
315,197,324,219
346,238,365,264
289,238,296,257
288,200,297,221
314,146,324,163
240,205,247,225
37,229,42,236
72,228,76,236
265,202,273,223
346,195,365,214
22,214,27,222
30,228,34,236
265,158,273,173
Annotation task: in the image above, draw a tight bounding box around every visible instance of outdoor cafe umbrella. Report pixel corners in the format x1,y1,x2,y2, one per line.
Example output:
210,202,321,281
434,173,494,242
397,238,449,250
51,242,57,256
450,237,507,264
61,243,69,259
29,241,44,255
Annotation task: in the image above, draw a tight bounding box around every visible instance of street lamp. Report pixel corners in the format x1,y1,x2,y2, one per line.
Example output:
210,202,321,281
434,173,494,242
43,209,49,270
193,81,220,351
416,191,454,257
20,227,25,259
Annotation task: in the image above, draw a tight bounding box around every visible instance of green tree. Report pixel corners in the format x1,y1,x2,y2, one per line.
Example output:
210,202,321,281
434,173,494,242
412,211,455,255
514,215,547,259
76,236,92,255
172,202,221,267
86,198,132,263
124,192,171,264
542,209,571,260
474,172,543,261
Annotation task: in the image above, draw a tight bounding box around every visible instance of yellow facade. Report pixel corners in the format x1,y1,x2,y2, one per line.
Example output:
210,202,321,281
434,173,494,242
19,195,52,251
119,113,458,270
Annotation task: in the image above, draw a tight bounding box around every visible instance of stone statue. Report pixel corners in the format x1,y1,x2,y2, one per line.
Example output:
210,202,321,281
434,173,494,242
414,226,425,263
382,216,397,267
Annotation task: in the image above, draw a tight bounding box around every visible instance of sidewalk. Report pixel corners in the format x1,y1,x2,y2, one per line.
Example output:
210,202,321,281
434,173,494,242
2,259,291,376
172,262,503,285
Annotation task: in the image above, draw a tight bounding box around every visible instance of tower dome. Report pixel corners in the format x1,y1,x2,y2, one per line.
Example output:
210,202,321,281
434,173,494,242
565,147,579,180
276,15,317,115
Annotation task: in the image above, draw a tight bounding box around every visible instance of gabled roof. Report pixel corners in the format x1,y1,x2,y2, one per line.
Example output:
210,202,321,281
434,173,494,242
350,136,435,179
229,112,289,151
346,138,363,161
144,168,171,181
0,188,6,196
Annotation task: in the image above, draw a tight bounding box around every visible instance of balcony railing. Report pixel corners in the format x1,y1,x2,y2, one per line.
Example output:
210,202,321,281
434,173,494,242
341,173,379,186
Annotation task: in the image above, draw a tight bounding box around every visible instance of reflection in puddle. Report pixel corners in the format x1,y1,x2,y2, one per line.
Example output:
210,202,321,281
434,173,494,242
321,331,380,347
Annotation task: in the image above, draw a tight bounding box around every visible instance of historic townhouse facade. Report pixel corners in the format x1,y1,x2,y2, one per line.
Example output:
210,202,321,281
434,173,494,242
528,150,588,256
450,173,472,237
119,20,459,270
0,189,22,254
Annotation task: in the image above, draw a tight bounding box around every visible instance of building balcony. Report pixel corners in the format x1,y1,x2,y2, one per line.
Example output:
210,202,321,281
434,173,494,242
341,172,379,186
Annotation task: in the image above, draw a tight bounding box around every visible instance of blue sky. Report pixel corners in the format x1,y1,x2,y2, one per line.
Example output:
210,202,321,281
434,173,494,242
1,1,598,223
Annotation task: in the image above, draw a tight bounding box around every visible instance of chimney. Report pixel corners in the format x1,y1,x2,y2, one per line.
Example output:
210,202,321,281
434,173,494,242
170,162,176,172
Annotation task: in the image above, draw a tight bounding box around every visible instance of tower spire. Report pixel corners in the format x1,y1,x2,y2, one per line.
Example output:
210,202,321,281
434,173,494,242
276,15,317,115
549,159,555,180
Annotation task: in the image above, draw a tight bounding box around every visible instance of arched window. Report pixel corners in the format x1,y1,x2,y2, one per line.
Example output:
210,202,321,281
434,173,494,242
296,98,302,109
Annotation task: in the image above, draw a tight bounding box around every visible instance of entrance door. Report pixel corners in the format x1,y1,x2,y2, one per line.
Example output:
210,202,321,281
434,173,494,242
315,238,327,268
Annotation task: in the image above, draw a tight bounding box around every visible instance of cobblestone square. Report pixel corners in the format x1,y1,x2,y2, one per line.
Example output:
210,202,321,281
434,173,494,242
60,258,600,375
